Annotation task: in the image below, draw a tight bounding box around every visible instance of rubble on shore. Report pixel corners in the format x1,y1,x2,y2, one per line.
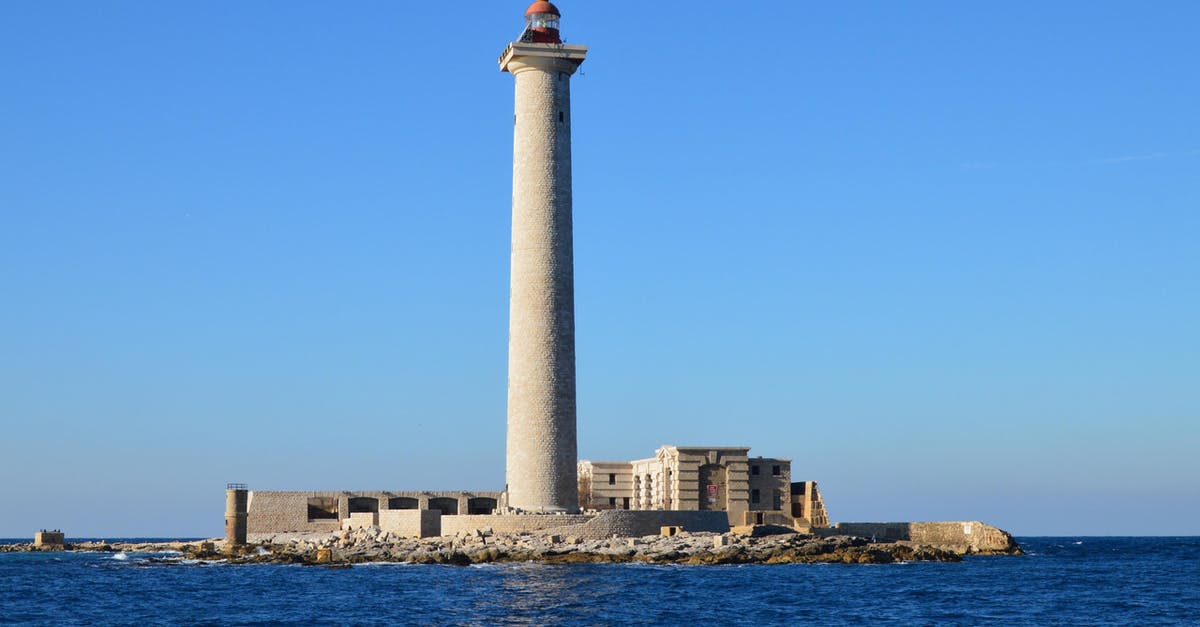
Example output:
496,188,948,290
0,540,198,554
215,527,974,565
2,525,1022,565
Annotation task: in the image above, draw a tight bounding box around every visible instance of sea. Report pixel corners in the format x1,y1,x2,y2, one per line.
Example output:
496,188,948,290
1,537,1197,625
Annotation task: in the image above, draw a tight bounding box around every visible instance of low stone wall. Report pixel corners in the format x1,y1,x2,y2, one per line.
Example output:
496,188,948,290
379,510,441,538
817,521,1019,554
246,490,500,534
440,511,732,539
740,511,794,526
342,512,378,530
553,510,731,540
440,514,593,537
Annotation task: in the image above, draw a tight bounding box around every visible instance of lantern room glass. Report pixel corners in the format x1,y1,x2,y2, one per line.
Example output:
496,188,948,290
527,13,559,31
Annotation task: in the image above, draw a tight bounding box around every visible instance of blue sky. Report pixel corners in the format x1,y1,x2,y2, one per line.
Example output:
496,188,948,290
1,1,1196,537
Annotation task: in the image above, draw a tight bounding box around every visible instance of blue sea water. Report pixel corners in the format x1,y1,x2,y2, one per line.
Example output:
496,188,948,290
2,537,1197,625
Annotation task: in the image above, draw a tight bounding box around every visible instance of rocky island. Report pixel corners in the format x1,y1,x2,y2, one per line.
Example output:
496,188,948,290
3,524,1022,566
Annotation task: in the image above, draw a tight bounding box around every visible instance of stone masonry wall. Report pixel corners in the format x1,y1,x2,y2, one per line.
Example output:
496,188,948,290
246,491,499,534
441,514,594,537
505,50,583,514
439,511,729,540
552,510,731,540
818,521,1018,553
379,510,441,538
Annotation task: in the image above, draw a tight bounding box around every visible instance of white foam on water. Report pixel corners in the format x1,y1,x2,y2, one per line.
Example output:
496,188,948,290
111,552,129,561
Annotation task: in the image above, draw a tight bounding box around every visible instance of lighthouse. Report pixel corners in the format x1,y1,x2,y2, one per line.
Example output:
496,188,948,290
500,1,587,514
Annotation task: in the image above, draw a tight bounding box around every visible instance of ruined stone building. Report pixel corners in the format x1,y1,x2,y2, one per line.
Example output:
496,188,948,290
245,491,502,536
578,446,830,529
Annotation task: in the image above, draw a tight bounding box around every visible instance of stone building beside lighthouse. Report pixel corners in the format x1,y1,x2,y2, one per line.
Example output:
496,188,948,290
236,2,828,540
578,446,831,529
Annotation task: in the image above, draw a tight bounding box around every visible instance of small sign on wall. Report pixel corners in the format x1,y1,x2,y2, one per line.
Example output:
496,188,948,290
707,485,718,496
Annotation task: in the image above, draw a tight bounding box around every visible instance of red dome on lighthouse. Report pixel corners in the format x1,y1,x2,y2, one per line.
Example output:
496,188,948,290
522,1,563,44
525,1,561,17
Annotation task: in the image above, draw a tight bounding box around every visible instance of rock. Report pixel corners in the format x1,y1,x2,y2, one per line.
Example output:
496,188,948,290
148,530,1008,567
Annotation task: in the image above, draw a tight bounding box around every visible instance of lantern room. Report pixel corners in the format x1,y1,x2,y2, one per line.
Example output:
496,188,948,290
523,1,562,44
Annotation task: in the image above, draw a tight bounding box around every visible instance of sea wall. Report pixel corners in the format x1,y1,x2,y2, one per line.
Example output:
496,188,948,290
552,510,731,540
440,514,594,537
379,510,441,538
245,490,501,534
439,511,730,539
816,521,1019,554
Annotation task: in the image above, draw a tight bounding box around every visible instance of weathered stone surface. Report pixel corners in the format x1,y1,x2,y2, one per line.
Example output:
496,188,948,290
2,521,1020,565
504,43,587,514
816,521,1023,555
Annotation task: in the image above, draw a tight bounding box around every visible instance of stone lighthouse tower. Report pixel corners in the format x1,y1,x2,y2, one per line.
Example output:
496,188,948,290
500,1,587,513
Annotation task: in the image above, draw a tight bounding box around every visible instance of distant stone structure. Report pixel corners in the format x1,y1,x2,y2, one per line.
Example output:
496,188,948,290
245,491,502,540
34,530,65,550
224,483,248,551
500,1,588,514
579,446,831,529
815,521,1021,554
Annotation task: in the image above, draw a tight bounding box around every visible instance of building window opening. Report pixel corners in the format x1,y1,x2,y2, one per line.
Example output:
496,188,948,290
773,490,783,510
468,497,497,515
751,489,761,504
772,465,781,476
429,497,459,515
559,111,564,123
608,497,616,508
622,497,630,509
608,473,616,485
307,497,338,521
348,497,378,514
751,465,760,476
388,497,419,510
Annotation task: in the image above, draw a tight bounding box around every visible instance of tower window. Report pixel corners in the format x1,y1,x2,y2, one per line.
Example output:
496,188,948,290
558,111,564,123
751,465,760,476
772,465,781,476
